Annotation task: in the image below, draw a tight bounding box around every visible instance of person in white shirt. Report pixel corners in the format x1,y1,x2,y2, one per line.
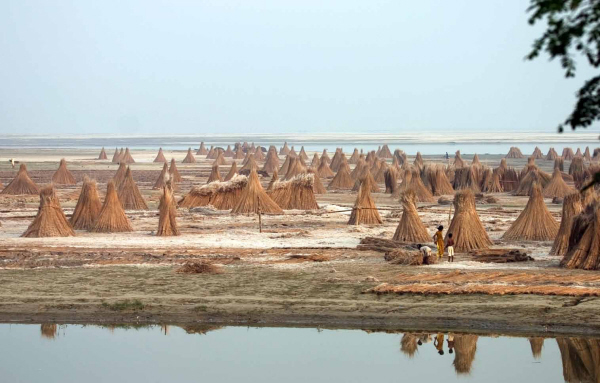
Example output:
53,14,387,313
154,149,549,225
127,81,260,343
418,244,432,257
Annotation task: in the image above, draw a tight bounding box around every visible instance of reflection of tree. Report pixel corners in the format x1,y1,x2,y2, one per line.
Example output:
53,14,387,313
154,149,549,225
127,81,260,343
453,335,478,375
528,337,544,359
400,334,419,358
557,337,600,383
40,324,58,339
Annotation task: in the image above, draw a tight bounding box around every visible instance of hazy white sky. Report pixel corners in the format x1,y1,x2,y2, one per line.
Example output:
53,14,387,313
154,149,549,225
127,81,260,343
0,0,596,135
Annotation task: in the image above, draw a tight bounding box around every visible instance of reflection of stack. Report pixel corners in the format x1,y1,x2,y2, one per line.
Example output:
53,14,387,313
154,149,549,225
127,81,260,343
528,337,544,359
453,335,478,375
40,324,58,339
400,334,419,358
161,325,169,336
557,337,600,383
182,325,223,335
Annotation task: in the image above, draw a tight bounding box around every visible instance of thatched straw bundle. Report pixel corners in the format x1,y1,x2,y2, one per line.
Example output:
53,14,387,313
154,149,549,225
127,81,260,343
111,147,121,163
121,148,135,164
413,152,424,168
403,169,433,202
280,142,290,155
41,324,58,339
154,148,167,163
373,160,388,183
384,167,399,195
352,170,380,193
483,169,503,193
556,337,600,382
308,168,326,194
267,170,278,191
153,163,170,190
310,153,320,168
288,146,297,157
394,149,407,167
569,156,587,188
575,148,583,157
453,166,482,193
207,164,222,183
531,146,544,159
348,175,382,225
117,167,148,210
182,148,196,163
584,146,592,161
206,146,215,159
231,169,283,214
329,162,354,190
113,162,128,190
224,161,238,181
500,167,519,192
329,149,342,171
503,183,558,241
321,149,331,164
284,157,306,180
91,181,133,232
298,146,309,161
317,156,335,178
169,158,182,183
551,193,583,256
514,166,550,196
544,168,576,198
349,148,360,164
446,190,492,251
453,335,478,375
241,154,259,173
561,203,600,270
254,146,266,161
472,154,481,167
98,147,108,160
178,184,214,208
506,147,524,158
554,157,564,171
185,175,248,210
213,150,227,166
546,147,559,160
1,163,39,195
71,177,102,230
269,173,319,210
262,148,279,174
454,150,465,168
279,155,293,175
379,144,393,158
52,159,76,185
197,142,208,155
562,147,575,161
157,180,179,236
351,158,368,180
223,145,234,157
22,185,75,237
424,165,454,196
233,147,245,160
393,189,430,243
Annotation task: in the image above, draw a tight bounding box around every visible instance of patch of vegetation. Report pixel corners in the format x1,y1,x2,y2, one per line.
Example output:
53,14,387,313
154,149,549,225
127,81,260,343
101,299,145,311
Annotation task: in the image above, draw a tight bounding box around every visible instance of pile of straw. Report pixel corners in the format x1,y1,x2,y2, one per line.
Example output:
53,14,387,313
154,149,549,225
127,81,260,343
71,177,102,230
153,163,170,190
269,173,319,210
392,189,430,243
531,146,544,159
231,169,283,214
91,181,133,232
307,168,326,194
453,335,478,375
550,193,583,256
546,147,559,160
207,164,222,183
279,142,290,155
154,148,167,163
169,158,182,183
117,167,148,210
98,147,107,160
562,147,575,160
329,161,354,190
506,147,524,158
224,162,238,181
503,183,558,241
121,148,135,163
348,175,382,225
157,180,179,236
543,168,576,198
1,164,39,195
196,142,208,155
446,190,492,251
561,203,600,270
556,337,600,382
22,185,75,238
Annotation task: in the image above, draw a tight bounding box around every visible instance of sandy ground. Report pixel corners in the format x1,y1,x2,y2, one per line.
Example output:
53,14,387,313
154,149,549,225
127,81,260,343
0,147,598,336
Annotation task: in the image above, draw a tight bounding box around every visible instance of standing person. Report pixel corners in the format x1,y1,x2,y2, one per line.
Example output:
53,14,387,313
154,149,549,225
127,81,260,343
446,233,455,262
433,225,444,259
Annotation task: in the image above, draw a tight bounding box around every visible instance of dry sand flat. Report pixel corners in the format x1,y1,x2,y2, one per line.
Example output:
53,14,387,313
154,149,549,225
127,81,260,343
0,147,598,335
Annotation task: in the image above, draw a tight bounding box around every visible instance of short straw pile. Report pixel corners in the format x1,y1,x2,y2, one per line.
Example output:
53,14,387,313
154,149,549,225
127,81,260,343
70,177,102,230
446,190,492,251
91,181,133,232
22,185,75,237
1,164,40,195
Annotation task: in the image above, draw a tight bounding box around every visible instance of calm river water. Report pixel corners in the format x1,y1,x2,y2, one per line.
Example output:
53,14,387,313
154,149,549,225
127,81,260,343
0,324,596,382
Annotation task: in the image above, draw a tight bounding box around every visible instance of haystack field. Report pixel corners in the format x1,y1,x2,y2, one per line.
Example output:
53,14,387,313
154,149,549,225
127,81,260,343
1,144,600,335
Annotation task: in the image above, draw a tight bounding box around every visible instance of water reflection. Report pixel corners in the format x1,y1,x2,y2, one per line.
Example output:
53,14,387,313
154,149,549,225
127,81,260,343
25,324,600,383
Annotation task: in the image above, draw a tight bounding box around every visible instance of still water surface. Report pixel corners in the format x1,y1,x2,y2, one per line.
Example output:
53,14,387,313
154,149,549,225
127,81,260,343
0,324,596,383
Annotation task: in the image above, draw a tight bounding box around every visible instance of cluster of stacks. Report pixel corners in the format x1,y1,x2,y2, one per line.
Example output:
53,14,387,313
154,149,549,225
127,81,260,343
111,147,135,164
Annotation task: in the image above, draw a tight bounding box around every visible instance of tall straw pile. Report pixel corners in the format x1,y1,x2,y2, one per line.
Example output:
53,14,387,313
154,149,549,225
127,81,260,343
113,162,128,189
262,147,280,174
348,175,382,225
169,158,182,183
269,173,319,210
575,147,583,157
279,155,292,175
253,146,265,161
561,203,600,270
317,156,335,178
400,334,419,358
562,147,575,160
506,147,524,158
531,146,544,159
52,158,76,185
111,147,121,163
384,167,399,195
392,189,430,243
118,167,148,210
234,147,245,160
329,161,354,190
241,154,259,173
453,165,482,193
485,169,503,193
182,148,196,163
349,149,360,164
551,193,583,256
453,335,478,375
22,185,75,238
306,168,325,194
321,149,331,164
284,157,306,180
71,177,102,230
299,146,309,161
154,148,167,163
153,163,170,190
351,158,367,180
546,147,559,160
379,144,393,158
213,150,227,166
414,152,424,168
207,164,222,183
454,150,465,168
424,165,454,195
231,169,283,214
206,146,215,159
197,142,208,155
224,145,234,157
584,146,592,161
224,161,238,181
157,179,179,236
311,153,320,168
1,164,39,195
91,181,133,232
569,156,587,188
446,190,492,251
528,338,544,359
267,170,278,191
352,170,380,193
404,169,434,202
514,165,550,196
329,149,343,171
98,147,108,160
556,337,600,382
503,183,558,241
209,175,249,210
554,157,564,171
543,168,576,198
280,142,290,155
121,148,135,163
